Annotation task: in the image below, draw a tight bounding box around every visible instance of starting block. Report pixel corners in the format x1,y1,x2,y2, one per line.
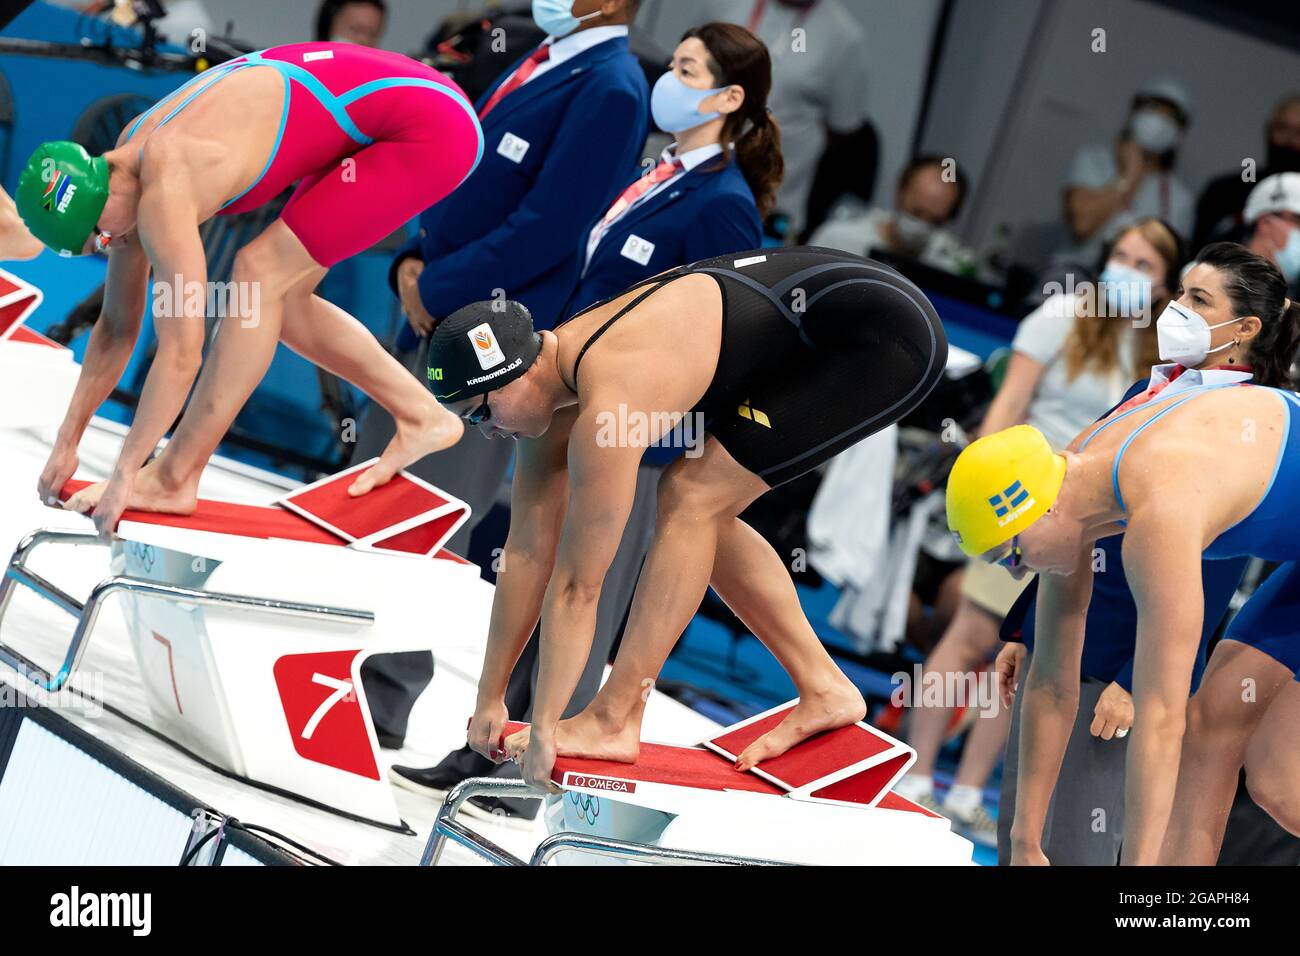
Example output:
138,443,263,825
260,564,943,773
0,468,488,827
423,713,973,866
0,269,79,431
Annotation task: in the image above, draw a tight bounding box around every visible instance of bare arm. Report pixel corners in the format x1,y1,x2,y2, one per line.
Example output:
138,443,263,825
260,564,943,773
1064,141,1144,242
531,405,643,734
977,351,1045,437
1011,545,1094,861
1119,507,1204,865
115,156,209,487
476,408,575,705
38,234,152,502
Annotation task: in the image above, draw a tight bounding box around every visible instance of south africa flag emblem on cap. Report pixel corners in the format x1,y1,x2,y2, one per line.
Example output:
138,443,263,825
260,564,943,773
41,171,63,211
41,170,75,215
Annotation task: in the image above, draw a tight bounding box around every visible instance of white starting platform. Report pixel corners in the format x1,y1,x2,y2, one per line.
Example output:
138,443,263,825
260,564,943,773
0,275,972,866
424,711,972,866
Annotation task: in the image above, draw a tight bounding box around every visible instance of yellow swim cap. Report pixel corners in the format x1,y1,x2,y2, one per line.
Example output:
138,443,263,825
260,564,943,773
946,425,1066,557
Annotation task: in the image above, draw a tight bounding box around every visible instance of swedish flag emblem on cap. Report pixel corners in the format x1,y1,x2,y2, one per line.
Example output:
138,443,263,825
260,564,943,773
988,480,1030,517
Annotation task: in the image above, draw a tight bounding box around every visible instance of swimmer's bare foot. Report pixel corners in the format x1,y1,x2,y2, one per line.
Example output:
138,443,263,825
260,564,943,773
349,403,464,496
63,480,108,515
63,461,198,523
127,461,200,515
65,463,199,517
734,680,867,772
503,707,643,766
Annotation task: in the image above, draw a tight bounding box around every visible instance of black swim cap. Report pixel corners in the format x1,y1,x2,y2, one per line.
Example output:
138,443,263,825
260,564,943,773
426,300,542,403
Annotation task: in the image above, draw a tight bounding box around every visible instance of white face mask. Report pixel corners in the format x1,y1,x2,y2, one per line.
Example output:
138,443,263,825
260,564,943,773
1131,109,1181,154
1098,261,1153,316
1156,300,1242,365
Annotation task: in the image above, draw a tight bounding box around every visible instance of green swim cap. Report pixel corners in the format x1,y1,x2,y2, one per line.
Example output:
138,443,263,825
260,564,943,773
15,141,110,257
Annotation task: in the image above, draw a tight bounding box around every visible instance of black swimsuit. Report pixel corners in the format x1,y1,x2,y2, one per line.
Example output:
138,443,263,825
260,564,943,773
561,246,948,486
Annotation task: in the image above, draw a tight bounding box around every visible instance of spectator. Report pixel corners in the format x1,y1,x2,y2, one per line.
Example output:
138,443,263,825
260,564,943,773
1056,78,1194,272
810,155,975,276
1192,93,1300,249
697,0,870,239
315,0,386,47
50,0,214,41
353,0,650,797
1242,172,1300,293
895,218,1181,846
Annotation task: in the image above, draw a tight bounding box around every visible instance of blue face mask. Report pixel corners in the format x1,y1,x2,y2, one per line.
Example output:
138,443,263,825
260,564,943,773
532,0,599,38
651,71,725,134
1098,261,1153,316
1276,224,1300,284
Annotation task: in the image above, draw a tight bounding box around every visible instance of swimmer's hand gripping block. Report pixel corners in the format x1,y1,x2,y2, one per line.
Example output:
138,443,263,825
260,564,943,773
276,459,470,557
702,700,916,809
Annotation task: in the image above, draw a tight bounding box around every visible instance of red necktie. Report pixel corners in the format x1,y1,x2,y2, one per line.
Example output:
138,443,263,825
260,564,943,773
1110,365,1184,416
600,159,684,225
478,44,551,119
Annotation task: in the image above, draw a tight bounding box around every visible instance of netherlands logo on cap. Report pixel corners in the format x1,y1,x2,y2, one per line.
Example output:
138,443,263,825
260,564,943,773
468,322,506,371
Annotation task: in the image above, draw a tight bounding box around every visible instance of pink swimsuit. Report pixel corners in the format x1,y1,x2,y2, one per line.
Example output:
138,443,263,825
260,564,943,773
126,42,483,266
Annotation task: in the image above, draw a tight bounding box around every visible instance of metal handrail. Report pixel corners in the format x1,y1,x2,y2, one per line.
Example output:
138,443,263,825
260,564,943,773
421,777,796,867
0,528,374,692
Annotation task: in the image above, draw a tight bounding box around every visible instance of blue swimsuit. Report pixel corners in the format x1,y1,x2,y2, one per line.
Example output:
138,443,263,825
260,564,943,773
1079,381,1300,677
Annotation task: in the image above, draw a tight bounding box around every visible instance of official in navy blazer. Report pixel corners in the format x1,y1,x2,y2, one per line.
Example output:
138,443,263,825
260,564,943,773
567,21,781,315
354,0,648,755
391,2,650,344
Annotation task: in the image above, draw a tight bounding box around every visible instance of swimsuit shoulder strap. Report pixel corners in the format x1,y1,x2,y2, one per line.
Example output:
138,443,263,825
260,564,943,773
568,271,688,389
125,56,255,141
1106,382,1244,512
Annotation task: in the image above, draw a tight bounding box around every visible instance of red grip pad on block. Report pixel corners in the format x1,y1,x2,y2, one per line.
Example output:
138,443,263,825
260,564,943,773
493,720,934,816
278,460,469,557
56,478,470,564
702,701,916,809
0,269,45,342
496,721,781,795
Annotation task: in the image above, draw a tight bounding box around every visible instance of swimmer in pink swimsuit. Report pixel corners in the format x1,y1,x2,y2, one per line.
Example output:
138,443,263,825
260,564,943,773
20,43,484,535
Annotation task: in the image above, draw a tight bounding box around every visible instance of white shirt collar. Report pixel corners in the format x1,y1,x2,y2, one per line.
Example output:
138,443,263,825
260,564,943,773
544,24,628,65
1147,363,1253,388
663,142,724,172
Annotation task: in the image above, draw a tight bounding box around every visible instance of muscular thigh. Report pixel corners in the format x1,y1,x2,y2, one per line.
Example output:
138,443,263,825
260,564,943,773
1245,680,1300,776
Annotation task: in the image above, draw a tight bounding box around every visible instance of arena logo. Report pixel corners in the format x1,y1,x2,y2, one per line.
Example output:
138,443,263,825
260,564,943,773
49,886,151,936
594,404,706,458
151,274,262,328
891,664,1001,717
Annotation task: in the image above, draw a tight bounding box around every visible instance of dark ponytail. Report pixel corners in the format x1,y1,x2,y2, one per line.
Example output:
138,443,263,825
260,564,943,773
683,22,784,218
1194,241,1300,389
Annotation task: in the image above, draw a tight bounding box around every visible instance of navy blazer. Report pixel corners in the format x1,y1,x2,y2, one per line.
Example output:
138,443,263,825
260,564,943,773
564,154,763,316
391,36,649,348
